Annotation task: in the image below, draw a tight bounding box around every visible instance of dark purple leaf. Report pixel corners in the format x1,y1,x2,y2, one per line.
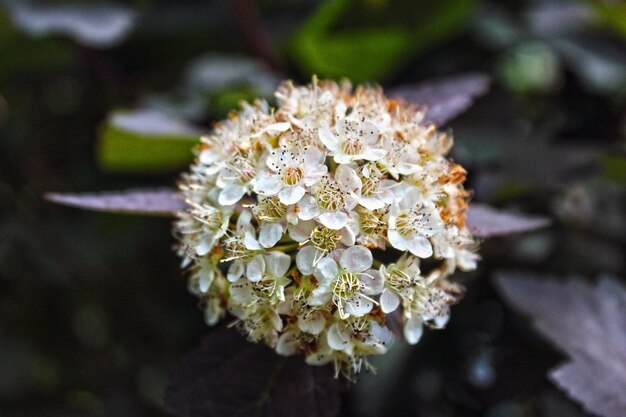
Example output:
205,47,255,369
45,188,186,216
165,326,342,417
47,188,549,239
494,273,626,417
467,204,551,237
388,73,490,125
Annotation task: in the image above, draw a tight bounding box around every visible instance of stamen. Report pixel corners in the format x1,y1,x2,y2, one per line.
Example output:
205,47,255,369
332,272,362,300
396,207,434,238
359,208,387,236
342,137,362,155
316,176,345,211
227,153,256,183
281,166,304,185
253,197,287,222
310,226,341,252
222,236,256,261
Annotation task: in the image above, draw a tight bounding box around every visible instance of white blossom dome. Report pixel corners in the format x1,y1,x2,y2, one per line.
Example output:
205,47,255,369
174,78,479,379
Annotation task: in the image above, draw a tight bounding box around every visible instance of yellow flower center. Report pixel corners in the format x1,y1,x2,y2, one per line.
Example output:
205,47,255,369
253,197,287,222
316,177,345,211
281,166,304,186
359,209,386,236
333,272,361,300
310,226,341,252
342,137,362,155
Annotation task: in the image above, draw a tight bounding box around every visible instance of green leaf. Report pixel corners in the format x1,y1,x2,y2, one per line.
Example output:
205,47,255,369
0,13,73,82
97,109,200,173
589,0,626,36
600,154,626,184
290,0,474,81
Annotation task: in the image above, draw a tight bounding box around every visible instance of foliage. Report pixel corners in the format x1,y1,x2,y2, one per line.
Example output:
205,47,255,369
1,0,625,416
165,326,343,417
290,0,474,81
494,273,626,417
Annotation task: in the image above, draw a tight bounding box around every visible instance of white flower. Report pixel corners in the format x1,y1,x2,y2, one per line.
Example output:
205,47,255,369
387,186,443,258
223,210,265,282
230,251,292,304
377,136,424,179
235,302,283,345
276,326,311,356
308,246,383,319
319,117,386,164
216,151,260,205
253,146,327,205
297,165,360,230
327,319,394,356
175,78,479,377
251,196,295,248
182,202,231,257
432,226,479,271
379,255,422,314
355,163,394,210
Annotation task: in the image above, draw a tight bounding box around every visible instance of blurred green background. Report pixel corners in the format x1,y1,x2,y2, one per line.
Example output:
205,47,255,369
0,0,625,416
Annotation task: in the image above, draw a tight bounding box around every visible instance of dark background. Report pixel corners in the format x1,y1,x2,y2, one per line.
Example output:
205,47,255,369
1,0,625,416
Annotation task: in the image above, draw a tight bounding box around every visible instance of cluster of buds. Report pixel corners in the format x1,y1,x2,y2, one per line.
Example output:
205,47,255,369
175,78,478,379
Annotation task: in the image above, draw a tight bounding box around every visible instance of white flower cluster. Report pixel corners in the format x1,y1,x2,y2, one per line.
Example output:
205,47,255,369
175,79,478,379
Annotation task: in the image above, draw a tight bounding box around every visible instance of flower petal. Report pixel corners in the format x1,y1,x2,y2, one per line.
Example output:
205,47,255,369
431,314,450,329
314,257,338,282
340,245,373,273
327,323,350,351
259,222,283,248
218,184,246,206
230,279,255,303
296,245,318,275
360,148,387,161
336,164,362,192
303,164,328,186
246,254,265,282
198,268,214,293
298,311,326,335
266,251,291,277
298,194,320,220
278,185,305,205
267,148,290,171
380,288,400,313
196,235,217,256
318,211,348,230
371,322,394,348
308,288,331,306
358,196,385,211
339,227,356,246
319,127,340,151
264,122,291,135
237,210,252,228
243,231,262,250
387,229,408,251
227,261,244,282
276,330,299,356
253,173,282,196
404,315,423,345
288,220,315,242
345,294,374,317
360,269,384,295
407,236,433,258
